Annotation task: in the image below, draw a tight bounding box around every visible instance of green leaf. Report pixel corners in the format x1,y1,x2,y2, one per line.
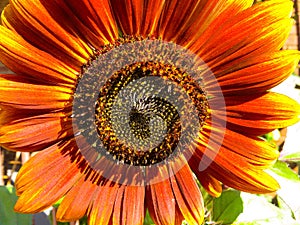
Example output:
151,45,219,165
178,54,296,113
79,216,88,225
143,210,155,225
280,152,300,162
56,222,69,225
212,190,243,224
264,131,276,143
270,161,299,182
0,186,16,225
52,197,64,208
0,186,32,225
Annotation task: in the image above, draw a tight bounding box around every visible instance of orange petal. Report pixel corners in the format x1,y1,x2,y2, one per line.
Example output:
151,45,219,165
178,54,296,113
0,75,72,110
14,139,82,213
164,0,253,44
146,179,176,225
0,27,78,85
56,177,98,222
174,206,185,225
209,161,280,194
109,0,252,39
192,170,222,197
49,0,118,47
0,113,72,152
215,50,299,79
122,185,145,225
208,50,300,95
215,92,300,135
87,181,119,225
112,185,145,225
206,156,280,193
192,0,293,66
201,122,279,169
171,165,204,225
2,0,92,66
193,126,280,193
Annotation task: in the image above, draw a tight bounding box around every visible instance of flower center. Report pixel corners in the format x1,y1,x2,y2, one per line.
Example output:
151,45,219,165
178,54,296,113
72,36,210,167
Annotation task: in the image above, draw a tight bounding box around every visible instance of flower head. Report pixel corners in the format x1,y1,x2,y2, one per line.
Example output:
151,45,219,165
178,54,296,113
0,0,299,224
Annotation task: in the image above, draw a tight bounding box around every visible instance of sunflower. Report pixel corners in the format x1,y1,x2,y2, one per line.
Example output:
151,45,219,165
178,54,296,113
0,0,300,224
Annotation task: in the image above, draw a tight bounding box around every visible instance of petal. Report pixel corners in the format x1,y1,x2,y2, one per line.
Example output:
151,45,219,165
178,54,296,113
140,0,165,36
109,0,145,36
174,208,185,225
0,27,78,85
192,170,222,198
193,126,280,193
161,0,253,44
2,0,92,67
88,182,119,225
112,185,145,225
0,75,72,110
192,0,293,66
215,92,300,135
109,0,252,39
211,50,300,95
171,165,204,225
203,122,279,169
121,186,145,225
56,177,98,222
146,179,176,225
152,0,201,40
0,113,72,152
14,139,82,213
61,0,118,45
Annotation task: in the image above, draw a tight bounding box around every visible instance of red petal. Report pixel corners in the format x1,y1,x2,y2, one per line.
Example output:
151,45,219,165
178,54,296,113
155,0,201,41
140,0,165,36
110,0,145,36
